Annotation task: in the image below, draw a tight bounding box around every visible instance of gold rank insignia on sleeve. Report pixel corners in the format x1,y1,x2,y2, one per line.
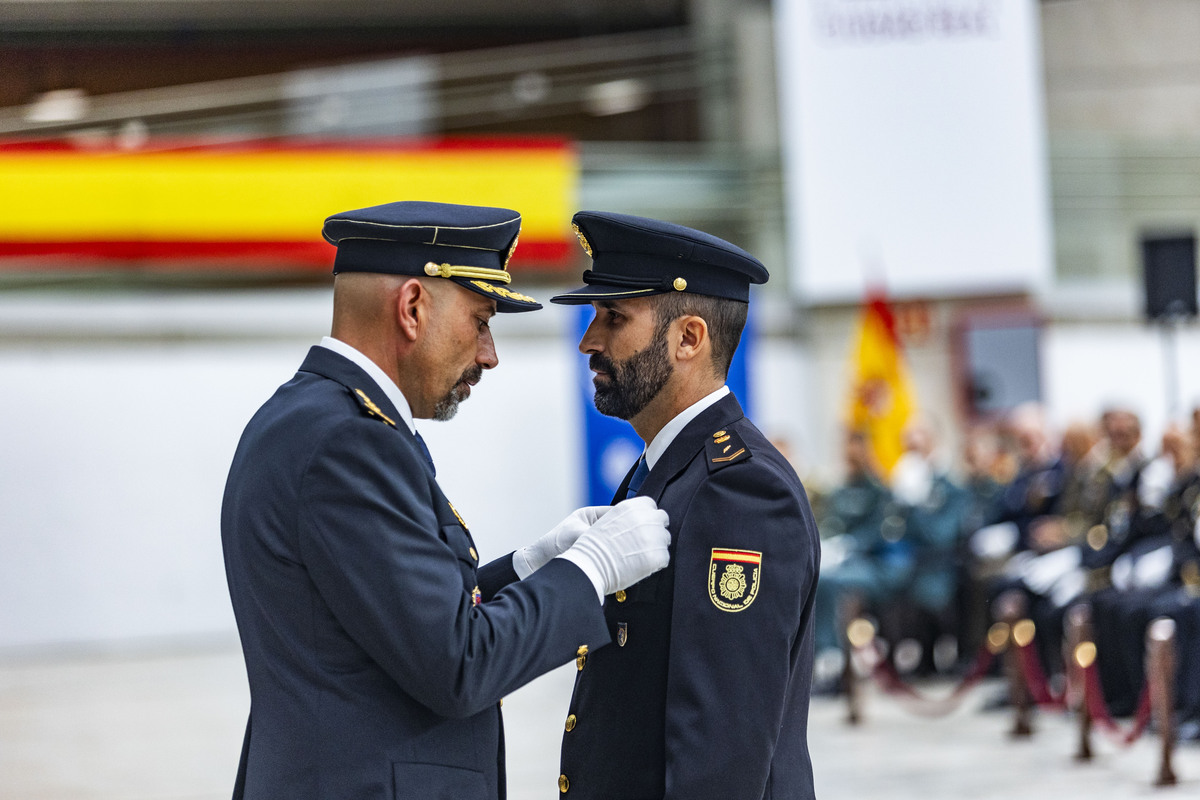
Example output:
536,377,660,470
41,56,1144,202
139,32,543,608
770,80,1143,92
708,548,762,612
705,428,749,471
351,387,396,427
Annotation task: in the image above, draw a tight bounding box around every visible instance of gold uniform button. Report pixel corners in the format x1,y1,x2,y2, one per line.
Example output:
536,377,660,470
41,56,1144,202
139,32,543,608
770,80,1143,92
565,714,577,732
559,774,570,793
615,590,627,603
576,644,588,671
469,546,478,561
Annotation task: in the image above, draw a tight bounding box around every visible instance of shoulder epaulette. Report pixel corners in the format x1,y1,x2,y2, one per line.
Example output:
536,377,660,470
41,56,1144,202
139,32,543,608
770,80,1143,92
705,427,750,472
350,387,397,427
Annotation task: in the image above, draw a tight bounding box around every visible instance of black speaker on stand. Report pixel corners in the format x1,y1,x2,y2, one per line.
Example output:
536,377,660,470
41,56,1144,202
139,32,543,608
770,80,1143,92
1141,233,1198,420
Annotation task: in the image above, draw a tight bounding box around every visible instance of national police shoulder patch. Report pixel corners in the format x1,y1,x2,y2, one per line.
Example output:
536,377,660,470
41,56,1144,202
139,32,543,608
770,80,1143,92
708,548,762,612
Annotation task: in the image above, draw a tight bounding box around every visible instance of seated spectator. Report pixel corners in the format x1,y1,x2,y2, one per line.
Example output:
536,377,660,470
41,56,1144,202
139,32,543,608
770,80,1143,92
1091,423,1200,729
889,416,970,673
813,429,899,681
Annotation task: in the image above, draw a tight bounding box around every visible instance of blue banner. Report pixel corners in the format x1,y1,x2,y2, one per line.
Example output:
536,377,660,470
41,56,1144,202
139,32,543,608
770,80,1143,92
573,304,753,505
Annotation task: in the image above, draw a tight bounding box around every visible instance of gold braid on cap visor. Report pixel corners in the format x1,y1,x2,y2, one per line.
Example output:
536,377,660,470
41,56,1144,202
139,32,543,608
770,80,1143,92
424,262,512,284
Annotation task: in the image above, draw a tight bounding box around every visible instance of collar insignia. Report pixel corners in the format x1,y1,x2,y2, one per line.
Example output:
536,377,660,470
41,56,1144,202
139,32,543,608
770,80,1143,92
352,388,396,427
705,428,749,470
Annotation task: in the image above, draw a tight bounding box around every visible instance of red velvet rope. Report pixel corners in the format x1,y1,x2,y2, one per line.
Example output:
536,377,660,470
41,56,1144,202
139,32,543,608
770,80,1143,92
1082,662,1153,746
854,628,1154,744
1013,639,1066,709
864,641,997,717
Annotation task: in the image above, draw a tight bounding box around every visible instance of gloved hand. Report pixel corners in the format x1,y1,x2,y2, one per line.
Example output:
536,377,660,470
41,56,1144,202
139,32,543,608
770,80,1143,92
558,496,671,602
513,505,612,579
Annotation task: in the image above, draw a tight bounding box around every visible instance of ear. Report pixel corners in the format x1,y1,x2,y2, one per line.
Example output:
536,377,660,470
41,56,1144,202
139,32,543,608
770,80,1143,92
395,278,426,342
673,315,709,364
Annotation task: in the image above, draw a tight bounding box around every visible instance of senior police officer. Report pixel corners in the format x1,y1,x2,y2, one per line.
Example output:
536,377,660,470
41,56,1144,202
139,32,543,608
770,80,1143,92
550,211,821,799
221,201,671,800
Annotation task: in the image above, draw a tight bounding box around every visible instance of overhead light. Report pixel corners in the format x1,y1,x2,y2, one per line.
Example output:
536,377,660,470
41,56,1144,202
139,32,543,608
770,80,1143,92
24,88,90,123
512,71,551,105
584,79,650,117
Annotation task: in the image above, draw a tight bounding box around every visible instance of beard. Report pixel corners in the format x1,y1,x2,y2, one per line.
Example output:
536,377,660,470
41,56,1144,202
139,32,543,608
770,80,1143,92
590,334,672,420
432,364,483,421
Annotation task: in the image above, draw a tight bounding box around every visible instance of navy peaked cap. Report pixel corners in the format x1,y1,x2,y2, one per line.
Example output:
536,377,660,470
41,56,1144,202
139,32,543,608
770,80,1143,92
550,211,768,305
322,200,541,312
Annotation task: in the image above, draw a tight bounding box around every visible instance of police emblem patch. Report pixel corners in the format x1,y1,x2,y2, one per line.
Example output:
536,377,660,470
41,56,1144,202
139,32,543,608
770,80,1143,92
708,549,762,612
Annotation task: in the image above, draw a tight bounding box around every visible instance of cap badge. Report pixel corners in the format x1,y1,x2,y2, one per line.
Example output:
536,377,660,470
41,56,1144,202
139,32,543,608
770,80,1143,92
708,549,762,612
572,222,593,257
503,232,519,269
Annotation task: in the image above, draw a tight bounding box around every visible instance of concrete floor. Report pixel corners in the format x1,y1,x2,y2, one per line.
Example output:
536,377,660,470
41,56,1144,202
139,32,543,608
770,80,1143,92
2,642,1198,799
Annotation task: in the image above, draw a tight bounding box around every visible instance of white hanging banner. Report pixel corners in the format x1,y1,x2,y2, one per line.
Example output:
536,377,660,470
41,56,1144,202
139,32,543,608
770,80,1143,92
775,0,1053,302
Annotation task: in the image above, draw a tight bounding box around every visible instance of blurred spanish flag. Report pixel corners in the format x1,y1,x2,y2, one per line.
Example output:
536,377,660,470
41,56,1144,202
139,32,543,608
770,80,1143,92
845,291,917,476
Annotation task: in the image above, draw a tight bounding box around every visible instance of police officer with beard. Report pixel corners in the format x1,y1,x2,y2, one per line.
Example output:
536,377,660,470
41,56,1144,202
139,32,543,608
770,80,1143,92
549,211,821,800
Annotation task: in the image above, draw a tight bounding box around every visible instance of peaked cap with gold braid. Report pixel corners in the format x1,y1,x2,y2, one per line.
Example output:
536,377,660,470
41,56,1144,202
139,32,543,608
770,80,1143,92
322,200,541,312
550,210,768,305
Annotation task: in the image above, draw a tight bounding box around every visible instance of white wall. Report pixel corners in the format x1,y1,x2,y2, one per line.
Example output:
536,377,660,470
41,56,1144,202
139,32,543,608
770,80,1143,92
1042,320,1200,445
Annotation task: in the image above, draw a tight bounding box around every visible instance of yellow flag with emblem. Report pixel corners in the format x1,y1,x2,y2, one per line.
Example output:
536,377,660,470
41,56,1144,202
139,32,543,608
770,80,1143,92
845,291,917,476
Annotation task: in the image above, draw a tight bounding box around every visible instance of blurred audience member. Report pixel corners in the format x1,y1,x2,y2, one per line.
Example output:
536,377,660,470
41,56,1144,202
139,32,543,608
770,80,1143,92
889,416,969,673
1092,423,1200,729
813,429,896,679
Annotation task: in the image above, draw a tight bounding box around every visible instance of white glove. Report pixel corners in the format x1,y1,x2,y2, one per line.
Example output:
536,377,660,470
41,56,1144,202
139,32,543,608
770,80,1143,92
558,496,671,602
513,505,611,579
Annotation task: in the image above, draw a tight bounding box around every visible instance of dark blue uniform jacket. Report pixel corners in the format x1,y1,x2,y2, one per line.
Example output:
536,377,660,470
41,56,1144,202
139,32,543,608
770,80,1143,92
558,393,820,799
221,346,609,799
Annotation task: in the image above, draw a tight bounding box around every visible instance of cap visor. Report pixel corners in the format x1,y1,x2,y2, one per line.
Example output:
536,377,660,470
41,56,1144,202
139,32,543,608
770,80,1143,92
548,284,664,305
455,278,542,312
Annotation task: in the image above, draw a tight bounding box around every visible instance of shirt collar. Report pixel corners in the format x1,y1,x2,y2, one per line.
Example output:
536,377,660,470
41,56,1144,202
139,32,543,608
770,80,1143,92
644,385,730,469
319,336,415,434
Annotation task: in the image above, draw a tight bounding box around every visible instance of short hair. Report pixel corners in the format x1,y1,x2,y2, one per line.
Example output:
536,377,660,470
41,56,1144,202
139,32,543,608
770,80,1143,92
652,292,748,379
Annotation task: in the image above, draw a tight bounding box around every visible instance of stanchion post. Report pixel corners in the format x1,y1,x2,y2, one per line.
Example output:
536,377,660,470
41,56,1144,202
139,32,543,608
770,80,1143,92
1147,617,1178,787
839,594,868,726
994,589,1033,737
1065,603,1094,761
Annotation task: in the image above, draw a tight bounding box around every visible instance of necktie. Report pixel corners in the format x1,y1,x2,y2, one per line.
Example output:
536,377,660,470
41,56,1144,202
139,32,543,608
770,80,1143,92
413,430,436,477
626,456,649,498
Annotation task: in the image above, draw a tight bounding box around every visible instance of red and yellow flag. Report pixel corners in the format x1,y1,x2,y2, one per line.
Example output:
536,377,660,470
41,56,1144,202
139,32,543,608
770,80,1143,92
0,138,577,270
845,291,917,476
